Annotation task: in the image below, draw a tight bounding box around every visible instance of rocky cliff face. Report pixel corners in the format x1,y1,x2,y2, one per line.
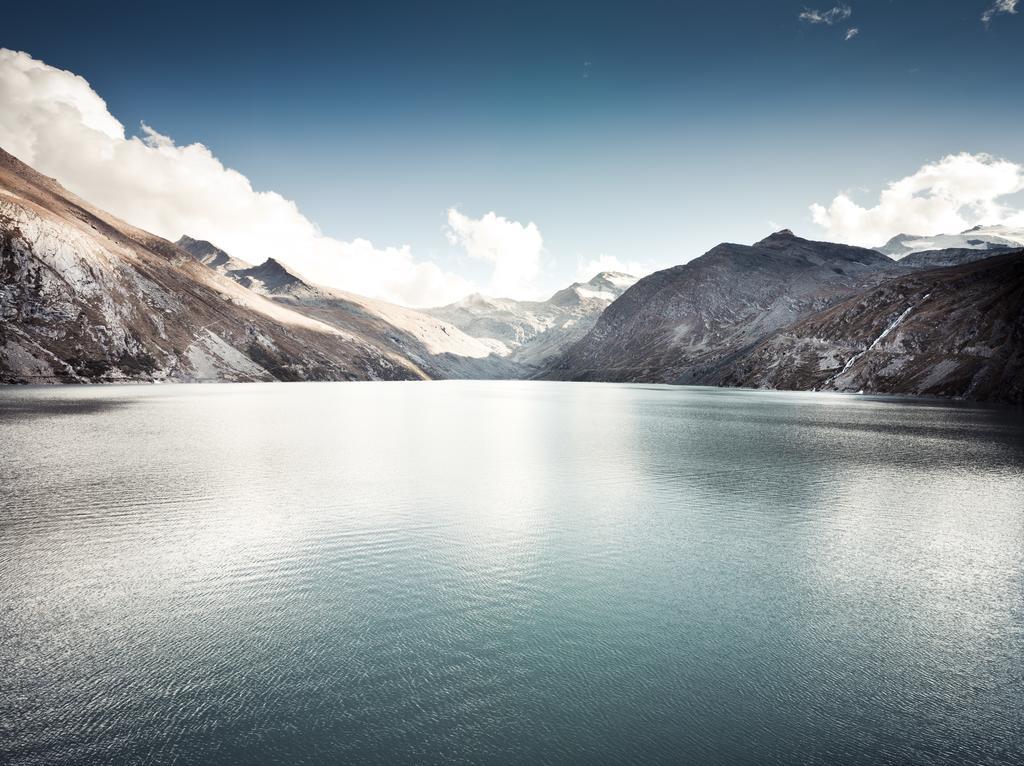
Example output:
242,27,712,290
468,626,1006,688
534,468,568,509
543,231,901,383
721,251,1024,402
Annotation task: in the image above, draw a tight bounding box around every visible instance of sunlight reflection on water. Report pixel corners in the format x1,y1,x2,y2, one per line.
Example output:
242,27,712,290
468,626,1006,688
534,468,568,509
2,382,1023,765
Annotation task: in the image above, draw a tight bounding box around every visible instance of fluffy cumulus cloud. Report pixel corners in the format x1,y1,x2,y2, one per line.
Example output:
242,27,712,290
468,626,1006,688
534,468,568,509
573,254,651,283
445,208,544,299
798,5,852,25
0,48,474,307
810,152,1024,246
982,0,1018,26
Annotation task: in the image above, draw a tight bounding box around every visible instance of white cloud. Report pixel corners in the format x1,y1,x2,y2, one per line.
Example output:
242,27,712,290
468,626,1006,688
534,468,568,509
982,0,1018,26
845,27,859,40
799,5,852,24
574,254,651,283
445,208,544,299
810,152,1024,246
0,48,474,307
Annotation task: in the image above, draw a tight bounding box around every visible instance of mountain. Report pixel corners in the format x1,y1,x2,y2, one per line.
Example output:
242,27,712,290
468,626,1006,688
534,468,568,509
176,236,514,379
175,235,252,274
543,230,901,383
176,237,636,370
0,147,498,383
721,250,1024,402
897,245,1018,270
426,271,637,368
4,144,1019,401
876,225,1024,258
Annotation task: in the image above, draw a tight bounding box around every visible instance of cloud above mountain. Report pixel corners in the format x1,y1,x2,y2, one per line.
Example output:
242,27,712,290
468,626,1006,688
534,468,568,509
0,48,476,307
810,152,1024,247
445,209,544,299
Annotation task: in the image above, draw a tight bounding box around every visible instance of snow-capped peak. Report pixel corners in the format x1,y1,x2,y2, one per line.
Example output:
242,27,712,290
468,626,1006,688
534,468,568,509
587,271,639,291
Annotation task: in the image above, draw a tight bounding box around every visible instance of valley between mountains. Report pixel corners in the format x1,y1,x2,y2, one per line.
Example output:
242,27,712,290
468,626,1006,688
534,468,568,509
2,147,1021,402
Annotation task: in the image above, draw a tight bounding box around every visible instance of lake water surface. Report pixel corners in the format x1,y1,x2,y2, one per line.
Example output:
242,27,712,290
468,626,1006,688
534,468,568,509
2,382,1023,765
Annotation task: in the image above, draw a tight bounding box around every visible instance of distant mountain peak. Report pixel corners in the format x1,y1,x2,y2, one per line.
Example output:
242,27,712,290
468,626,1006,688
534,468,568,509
454,292,495,309
882,233,919,245
232,257,306,292
875,225,1024,257
177,234,215,249
427,271,637,367
255,257,289,274
586,271,638,290
549,272,636,307
176,234,226,258
175,235,252,273
755,229,799,246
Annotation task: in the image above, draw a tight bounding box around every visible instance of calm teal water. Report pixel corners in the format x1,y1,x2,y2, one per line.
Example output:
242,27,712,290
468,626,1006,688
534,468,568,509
2,382,1023,765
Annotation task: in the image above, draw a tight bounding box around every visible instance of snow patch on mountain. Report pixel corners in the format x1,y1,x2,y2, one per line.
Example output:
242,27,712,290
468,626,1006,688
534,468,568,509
876,225,1024,258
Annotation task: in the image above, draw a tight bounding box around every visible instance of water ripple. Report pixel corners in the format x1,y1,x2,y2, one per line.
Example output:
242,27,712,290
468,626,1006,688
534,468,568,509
2,382,1023,765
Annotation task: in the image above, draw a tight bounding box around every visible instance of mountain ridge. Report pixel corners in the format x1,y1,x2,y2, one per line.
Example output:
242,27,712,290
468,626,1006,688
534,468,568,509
174,235,516,379
3,147,1020,401
0,147,503,383
542,230,902,384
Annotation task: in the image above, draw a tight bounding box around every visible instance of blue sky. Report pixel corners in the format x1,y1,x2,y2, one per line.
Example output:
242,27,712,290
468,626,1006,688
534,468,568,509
2,0,1023,303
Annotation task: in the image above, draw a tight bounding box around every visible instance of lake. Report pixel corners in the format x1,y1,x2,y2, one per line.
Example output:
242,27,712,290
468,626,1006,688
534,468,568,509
2,382,1023,764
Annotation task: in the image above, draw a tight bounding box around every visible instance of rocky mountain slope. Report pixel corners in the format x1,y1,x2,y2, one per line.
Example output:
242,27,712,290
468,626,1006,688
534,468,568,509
722,250,1024,402
426,271,637,369
543,230,901,383
175,236,514,379
876,225,1024,258
0,147,501,383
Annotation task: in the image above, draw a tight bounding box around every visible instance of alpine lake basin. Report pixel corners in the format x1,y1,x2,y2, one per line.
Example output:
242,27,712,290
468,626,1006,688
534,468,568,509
2,381,1023,765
